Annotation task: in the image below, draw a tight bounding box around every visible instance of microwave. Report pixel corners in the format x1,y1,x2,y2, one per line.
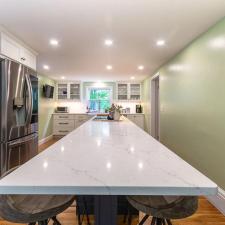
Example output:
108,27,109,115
55,107,69,113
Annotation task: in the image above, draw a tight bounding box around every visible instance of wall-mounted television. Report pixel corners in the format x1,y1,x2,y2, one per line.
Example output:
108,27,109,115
43,84,54,98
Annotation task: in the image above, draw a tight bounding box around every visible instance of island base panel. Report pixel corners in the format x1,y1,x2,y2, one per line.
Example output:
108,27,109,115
94,195,117,225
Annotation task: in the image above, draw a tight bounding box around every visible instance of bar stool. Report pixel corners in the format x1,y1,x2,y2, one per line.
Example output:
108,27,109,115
126,196,198,225
0,168,75,225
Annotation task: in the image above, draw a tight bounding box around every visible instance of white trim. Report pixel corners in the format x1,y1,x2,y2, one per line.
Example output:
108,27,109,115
0,25,38,55
38,135,53,146
151,72,160,80
207,187,225,216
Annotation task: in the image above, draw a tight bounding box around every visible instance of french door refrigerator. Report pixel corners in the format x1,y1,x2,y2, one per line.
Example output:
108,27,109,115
0,57,38,177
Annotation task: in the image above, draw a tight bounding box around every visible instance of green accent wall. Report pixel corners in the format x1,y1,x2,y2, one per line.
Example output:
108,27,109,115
38,75,56,141
143,17,225,189
142,78,151,133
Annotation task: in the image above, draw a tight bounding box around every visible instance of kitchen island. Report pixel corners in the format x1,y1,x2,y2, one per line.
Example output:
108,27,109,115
0,116,217,225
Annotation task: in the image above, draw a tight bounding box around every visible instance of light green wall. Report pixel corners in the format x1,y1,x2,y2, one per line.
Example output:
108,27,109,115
38,75,56,141
143,17,225,189
142,78,151,133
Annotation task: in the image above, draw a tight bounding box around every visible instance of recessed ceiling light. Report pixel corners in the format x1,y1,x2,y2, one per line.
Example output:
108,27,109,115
104,39,113,46
61,76,65,80
130,76,135,80
106,65,112,70
138,65,144,70
50,39,59,46
156,39,165,46
43,65,49,70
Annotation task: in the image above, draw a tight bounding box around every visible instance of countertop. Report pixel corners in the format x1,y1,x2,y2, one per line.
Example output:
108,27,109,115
0,117,217,195
52,113,144,115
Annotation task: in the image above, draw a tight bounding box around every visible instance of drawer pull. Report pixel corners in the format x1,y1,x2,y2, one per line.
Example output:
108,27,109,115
59,122,69,125
59,116,69,119
59,130,69,132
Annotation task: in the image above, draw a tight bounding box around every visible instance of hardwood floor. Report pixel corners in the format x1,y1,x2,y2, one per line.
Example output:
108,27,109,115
0,138,224,225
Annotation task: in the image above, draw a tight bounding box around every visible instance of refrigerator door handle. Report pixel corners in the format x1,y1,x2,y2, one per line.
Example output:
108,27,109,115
8,133,38,147
25,73,33,126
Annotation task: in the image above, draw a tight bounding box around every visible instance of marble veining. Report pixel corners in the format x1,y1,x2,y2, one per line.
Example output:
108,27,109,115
0,117,217,195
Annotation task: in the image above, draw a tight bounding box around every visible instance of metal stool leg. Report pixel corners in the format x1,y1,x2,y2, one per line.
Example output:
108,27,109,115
139,215,149,225
83,196,91,225
151,217,157,225
76,201,82,225
52,216,61,225
38,220,48,225
156,218,163,225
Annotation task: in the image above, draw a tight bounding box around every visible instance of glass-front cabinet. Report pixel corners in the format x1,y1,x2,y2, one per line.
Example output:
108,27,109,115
117,83,128,100
70,83,80,100
130,83,141,100
117,82,141,101
57,82,81,100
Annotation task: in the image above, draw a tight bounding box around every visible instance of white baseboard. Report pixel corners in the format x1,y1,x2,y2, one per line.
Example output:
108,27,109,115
38,135,53,146
207,187,225,216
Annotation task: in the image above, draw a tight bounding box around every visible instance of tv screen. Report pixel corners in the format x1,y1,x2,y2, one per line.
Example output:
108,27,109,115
43,85,54,98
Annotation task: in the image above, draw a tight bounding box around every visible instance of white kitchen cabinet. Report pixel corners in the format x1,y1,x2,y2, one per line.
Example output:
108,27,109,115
0,33,21,61
74,114,93,129
0,32,37,70
57,82,81,100
117,83,128,100
53,114,93,136
130,83,141,100
117,82,141,101
126,114,144,130
19,46,36,70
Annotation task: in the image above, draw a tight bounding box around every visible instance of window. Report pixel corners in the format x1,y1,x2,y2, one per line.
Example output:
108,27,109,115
87,88,112,113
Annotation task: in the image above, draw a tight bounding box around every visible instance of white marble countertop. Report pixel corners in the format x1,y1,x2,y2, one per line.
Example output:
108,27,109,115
0,117,217,195
52,113,144,115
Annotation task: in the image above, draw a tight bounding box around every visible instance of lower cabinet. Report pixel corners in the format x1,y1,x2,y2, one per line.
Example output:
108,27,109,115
126,114,145,130
53,114,93,136
53,113,145,136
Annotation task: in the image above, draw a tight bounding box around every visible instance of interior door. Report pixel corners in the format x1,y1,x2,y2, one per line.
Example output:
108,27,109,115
0,133,38,177
151,75,160,140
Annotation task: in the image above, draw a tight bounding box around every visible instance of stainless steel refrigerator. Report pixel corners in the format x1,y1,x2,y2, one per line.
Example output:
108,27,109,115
0,57,38,177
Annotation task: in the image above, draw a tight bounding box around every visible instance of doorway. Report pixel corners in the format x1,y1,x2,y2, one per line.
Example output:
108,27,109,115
151,73,160,140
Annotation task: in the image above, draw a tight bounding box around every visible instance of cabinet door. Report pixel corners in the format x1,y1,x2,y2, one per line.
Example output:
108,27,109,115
127,115,144,129
0,33,21,61
117,83,128,100
70,83,80,100
130,84,141,100
133,115,144,129
20,47,36,70
57,83,68,99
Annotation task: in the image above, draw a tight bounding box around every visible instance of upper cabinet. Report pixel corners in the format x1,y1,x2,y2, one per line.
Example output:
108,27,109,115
130,83,141,100
70,83,80,100
57,82,81,101
117,83,128,100
0,32,37,70
117,82,141,101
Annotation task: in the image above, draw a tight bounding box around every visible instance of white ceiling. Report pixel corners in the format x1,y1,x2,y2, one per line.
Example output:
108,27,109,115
0,0,225,81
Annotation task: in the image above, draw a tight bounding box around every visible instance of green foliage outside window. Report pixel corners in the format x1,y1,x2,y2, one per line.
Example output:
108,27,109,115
89,89,111,112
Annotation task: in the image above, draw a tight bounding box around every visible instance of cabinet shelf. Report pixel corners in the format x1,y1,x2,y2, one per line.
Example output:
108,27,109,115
117,83,141,101
57,82,81,100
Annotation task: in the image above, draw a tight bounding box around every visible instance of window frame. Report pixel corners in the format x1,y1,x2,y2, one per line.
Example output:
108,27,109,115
86,86,113,112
